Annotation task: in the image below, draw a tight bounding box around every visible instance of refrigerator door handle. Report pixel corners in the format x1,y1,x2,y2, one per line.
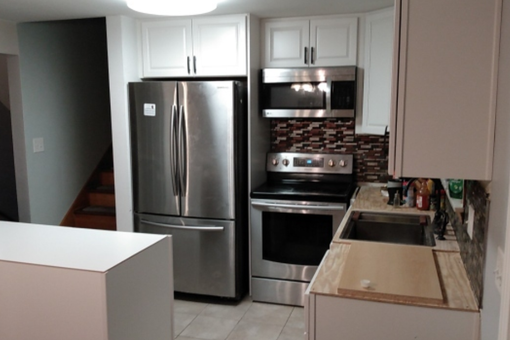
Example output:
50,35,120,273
178,104,187,195
170,104,179,196
140,219,224,231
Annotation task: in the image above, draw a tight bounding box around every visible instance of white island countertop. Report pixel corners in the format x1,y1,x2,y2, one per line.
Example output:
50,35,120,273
0,221,168,272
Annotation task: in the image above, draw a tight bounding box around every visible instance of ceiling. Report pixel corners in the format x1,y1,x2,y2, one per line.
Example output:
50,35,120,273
0,0,394,23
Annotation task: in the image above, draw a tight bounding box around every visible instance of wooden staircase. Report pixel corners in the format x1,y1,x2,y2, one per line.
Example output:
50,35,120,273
61,149,117,231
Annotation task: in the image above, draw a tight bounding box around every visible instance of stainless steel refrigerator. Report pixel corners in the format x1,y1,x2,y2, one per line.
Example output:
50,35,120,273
129,81,248,300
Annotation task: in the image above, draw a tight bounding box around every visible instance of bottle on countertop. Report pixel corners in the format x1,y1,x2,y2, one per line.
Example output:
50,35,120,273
416,179,430,210
440,189,446,211
393,190,401,207
407,185,415,208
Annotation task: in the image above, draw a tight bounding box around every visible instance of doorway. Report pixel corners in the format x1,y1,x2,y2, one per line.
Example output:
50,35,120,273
0,54,18,221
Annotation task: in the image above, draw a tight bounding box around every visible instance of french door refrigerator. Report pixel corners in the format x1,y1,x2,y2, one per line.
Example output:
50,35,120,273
129,81,248,300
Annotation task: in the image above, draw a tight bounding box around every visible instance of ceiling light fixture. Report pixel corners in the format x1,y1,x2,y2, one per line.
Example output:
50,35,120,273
126,0,217,16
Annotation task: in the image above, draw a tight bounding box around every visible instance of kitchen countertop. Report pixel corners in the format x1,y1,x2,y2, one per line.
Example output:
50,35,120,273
309,185,477,312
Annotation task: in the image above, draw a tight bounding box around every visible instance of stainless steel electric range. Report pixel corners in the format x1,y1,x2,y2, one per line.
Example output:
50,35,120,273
250,152,356,306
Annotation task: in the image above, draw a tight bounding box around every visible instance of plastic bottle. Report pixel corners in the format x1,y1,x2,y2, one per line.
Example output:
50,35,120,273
393,190,401,207
416,179,430,210
407,186,415,208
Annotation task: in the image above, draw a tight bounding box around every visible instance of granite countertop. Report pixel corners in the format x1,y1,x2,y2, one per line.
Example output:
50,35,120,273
308,185,477,312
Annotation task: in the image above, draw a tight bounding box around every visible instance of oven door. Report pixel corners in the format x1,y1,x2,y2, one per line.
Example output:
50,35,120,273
250,198,346,282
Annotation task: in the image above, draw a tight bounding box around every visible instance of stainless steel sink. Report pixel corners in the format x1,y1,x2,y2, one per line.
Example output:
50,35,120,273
339,212,435,247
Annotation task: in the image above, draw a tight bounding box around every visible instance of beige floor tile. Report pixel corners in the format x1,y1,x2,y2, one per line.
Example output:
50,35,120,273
174,299,209,315
176,337,207,340
200,298,252,321
226,320,283,340
174,313,197,338
241,302,293,327
285,307,305,330
180,315,239,340
277,325,306,340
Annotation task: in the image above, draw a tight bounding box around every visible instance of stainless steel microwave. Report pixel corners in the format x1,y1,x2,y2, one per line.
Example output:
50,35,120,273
261,66,356,118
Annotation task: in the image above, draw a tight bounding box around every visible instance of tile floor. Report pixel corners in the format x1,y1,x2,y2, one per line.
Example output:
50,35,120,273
174,295,305,340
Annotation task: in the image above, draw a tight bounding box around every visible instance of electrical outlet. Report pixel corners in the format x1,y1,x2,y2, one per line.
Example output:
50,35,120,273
32,137,44,153
495,247,504,294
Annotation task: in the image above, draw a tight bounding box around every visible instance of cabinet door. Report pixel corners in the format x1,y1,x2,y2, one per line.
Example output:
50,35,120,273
309,17,358,67
192,15,247,76
141,20,193,78
262,19,310,67
390,0,500,180
360,9,394,135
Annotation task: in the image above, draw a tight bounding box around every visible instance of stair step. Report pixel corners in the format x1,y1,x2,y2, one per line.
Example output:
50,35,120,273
77,206,116,216
74,212,116,231
88,186,115,207
100,170,114,186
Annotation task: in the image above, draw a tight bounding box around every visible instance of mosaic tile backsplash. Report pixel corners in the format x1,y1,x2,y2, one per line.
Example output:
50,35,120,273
445,180,489,307
270,118,389,183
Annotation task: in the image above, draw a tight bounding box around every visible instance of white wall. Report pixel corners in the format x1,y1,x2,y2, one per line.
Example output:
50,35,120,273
0,55,9,108
106,16,141,232
482,0,510,339
17,19,112,225
0,20,19,55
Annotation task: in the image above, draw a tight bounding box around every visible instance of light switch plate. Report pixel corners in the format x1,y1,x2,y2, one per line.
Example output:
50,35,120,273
33,137,44,153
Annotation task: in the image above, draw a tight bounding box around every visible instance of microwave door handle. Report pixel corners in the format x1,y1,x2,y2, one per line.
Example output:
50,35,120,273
326,77,332,115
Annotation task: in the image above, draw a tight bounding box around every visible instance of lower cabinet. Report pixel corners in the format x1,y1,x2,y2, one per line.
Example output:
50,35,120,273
305,293,480,340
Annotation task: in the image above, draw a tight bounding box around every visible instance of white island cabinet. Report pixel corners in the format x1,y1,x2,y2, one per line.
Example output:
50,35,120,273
0,222,174,340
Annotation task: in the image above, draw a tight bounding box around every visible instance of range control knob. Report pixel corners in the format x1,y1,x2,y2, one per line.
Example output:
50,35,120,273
282,159,290,166
339,160,347,167
272,158,279,166
328,159,336,167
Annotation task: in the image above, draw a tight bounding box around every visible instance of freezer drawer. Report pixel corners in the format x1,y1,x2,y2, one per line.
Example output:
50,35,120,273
135,213,236,298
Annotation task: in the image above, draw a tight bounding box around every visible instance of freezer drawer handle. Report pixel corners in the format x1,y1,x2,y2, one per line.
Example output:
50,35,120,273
141,219,224,231
251,201,345,211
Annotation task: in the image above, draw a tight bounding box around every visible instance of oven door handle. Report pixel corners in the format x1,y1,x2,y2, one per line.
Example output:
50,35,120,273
251,201,345,211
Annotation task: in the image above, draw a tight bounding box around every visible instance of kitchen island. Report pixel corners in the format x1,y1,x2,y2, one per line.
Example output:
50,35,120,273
0,222,174,340
305,186,479,340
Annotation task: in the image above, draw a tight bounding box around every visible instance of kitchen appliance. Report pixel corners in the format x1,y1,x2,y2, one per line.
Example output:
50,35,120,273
261,66,356,118
129,81,248,300
250,152,356,306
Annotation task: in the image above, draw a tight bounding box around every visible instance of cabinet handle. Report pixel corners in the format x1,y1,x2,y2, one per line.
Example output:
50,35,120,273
187,56,191,74
304,47,308,65
311,47,315,65
193,56,197,74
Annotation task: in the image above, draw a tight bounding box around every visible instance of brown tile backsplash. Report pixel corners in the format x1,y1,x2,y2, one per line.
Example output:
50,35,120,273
270,118,389,183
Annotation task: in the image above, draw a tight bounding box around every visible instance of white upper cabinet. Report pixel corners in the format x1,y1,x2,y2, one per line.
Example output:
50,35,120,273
141,15,246,78
262,17,357,68
389,0,501,180
192,16,247,76
358,8,394,135
141,20,193,78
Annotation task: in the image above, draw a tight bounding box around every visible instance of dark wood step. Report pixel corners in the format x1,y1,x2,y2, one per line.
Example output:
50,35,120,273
74,206,116,230
88,185,115,207
100,169,114,186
